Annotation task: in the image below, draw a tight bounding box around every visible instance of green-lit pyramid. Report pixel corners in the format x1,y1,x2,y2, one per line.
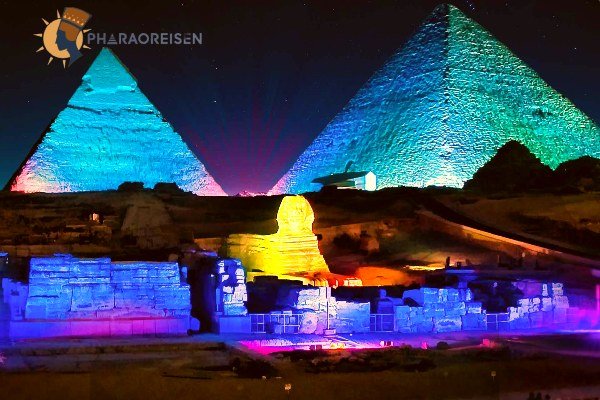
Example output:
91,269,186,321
8,48,226,195
272,4,599,194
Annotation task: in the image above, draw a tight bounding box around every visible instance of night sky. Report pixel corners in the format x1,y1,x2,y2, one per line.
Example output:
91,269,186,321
0,0,598,194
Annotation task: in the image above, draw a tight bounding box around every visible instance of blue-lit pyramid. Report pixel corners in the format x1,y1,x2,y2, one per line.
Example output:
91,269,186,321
272,4,599,194
9,48,226,195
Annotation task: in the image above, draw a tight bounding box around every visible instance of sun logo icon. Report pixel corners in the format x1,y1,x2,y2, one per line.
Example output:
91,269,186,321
34,7,92,68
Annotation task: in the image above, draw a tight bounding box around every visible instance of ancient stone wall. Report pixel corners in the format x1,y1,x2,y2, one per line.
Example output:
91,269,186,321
23,254,190,320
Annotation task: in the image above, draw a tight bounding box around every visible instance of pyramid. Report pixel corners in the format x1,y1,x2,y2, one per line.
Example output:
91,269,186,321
8,48,226,196
271,4,600,194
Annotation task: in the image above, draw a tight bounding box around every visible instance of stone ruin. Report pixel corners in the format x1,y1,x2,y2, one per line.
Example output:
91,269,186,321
215,258,248,316
389,287,486,333
212,258,251,333
3,254,191,338
277,286,371,334
489,281,574,330
1,252,584,338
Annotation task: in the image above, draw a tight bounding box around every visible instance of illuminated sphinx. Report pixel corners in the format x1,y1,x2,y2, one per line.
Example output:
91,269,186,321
226,196,330,285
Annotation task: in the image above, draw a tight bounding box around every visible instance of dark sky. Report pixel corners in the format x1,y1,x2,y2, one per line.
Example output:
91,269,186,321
0,0,598,194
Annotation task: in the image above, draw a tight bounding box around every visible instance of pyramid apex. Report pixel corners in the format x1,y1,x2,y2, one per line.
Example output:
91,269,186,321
90,47,131,71
430,3,467,17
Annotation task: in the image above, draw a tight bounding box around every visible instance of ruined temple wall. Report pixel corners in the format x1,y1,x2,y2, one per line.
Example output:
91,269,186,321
4,254,191,338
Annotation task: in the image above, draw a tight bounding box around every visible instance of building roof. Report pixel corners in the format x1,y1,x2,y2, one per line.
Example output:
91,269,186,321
312,171,371,185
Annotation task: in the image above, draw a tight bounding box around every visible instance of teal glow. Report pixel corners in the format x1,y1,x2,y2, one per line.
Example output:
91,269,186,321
272,4,599,194
11,48,225,195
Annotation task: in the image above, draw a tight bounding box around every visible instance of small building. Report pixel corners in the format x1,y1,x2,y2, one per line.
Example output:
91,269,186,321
312,171,377,191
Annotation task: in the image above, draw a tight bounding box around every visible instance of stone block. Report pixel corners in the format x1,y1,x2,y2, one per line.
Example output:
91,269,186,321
446,288,459,302
434,317,462,333
437,288,447,303
394,305,411,321
415,318,434,333
517,298,531,308
553,308,567,324
132,320,145,335
25,302,47,319
551,282,564,296
529,312,544,328
168,318,189,334
110,320,133,336
552,295,569,309
334,300,370,333
444,301,466,317
223,303,247,316
461,313,485,330
458,288,473,302
142,319,157,335
71,320,110,337
402,288,439,306
423,304,445,318
541,297,553,312
465,302,482,314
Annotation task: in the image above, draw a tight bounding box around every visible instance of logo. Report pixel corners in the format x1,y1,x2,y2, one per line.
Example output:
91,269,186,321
35,7,92,68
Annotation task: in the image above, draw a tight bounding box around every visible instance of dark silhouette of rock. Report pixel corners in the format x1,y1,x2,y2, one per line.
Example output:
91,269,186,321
153,182,185,194
554,156,600,191
463,140,553,193
117,182,145,192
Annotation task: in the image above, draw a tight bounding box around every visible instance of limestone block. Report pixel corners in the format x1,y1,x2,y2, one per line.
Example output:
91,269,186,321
553,308,567,324
517,298,531,308
508,307,519,321
461,313,486,330
23,255,192,324
398,324,416,334
415,318,434,333
552,295,569,309
72,259,111,278
529,312,544,328
434,317,462,333
334,300,370,333
551,283,564,296
71,285,95,311
115,286,154,309
438,288,448,303
295,287,329,312
402,288,439,306
223,303,247,316
459,289,473,302
541,297,553,312
465,302,482,314
25,301,47,319
394,305,411,320
444,301,466,317
297,312,317,334
423,304,445,318
446,288,459,302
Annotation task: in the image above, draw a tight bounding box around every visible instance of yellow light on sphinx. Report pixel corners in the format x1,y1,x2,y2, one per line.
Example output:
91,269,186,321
227,196,330,283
